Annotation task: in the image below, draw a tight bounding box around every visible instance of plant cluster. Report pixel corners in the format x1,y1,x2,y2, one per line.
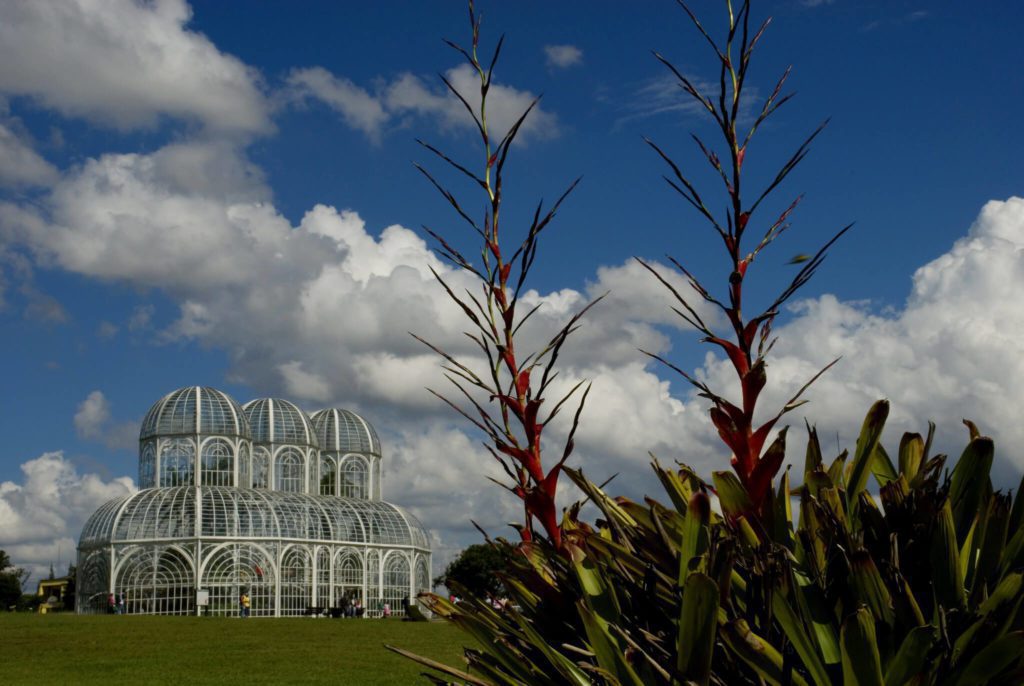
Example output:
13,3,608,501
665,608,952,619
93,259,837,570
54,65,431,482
391,2,1024,685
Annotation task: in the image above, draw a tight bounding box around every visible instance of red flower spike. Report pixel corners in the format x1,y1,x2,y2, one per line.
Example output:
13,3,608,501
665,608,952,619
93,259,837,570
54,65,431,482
499,263,512,284
737,147,746,171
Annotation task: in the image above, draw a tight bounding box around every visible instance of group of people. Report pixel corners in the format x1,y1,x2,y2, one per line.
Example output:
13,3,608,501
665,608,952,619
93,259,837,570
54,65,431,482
106,592,125,614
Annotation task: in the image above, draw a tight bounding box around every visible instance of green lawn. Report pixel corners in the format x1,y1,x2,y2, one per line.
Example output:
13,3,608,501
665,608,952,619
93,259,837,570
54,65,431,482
0,614,475,685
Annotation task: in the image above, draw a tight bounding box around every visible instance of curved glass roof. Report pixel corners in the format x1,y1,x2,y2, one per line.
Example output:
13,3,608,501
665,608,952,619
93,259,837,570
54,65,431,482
78,487,428,549
242,398,319,448
311,408,380,456
140,386,251,441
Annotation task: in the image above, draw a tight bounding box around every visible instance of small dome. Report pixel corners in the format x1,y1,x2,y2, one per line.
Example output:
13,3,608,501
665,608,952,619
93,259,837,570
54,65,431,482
140,386,250,441
311,408,380,456
242,398,319,448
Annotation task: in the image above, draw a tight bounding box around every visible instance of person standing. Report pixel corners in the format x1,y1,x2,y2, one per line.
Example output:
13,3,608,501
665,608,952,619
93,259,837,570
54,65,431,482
108,592,116,614
117,593,126,615
240,591,250,618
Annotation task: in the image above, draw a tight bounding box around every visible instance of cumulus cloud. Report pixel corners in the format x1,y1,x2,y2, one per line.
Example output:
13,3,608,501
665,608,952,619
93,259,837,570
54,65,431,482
287,63,559,144
285,67,388,143
73,391,137,451
544,44,584,69
0,123,58,187
728,198,1024,481
0,452,135,582
0,0,271,134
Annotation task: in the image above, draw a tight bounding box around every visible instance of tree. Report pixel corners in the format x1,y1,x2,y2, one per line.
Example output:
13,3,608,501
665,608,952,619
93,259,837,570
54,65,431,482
433,544,508,599
0,549,28,610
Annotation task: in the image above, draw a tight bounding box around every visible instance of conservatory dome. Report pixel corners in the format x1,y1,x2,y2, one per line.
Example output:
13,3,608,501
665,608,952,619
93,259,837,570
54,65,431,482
140,386,251,440
312,408,380,456
243,398,319,449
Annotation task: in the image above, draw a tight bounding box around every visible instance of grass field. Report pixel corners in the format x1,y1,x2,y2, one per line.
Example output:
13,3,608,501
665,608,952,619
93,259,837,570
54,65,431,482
0,614,476,685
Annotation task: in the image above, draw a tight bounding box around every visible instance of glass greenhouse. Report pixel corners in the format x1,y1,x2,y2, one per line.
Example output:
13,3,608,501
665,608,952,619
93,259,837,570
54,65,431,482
77,386,431,618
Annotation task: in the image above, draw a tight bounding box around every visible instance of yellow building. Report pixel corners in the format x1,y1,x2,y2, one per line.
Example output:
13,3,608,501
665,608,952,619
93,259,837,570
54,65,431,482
36,576,73,614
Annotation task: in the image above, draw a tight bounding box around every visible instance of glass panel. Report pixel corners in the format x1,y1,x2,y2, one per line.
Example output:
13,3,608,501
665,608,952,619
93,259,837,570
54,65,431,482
160,438,195,487
251,448,270,489
139,442,156,489
279,547,311,616
201,438,234,487
319,456,336,496
202,543,276,617
238,443,250,489
275,448,304,493
383,553,411,617
340,456,367,499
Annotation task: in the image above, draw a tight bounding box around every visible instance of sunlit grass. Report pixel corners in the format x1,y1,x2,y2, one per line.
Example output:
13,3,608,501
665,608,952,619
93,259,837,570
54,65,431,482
1,614,472,685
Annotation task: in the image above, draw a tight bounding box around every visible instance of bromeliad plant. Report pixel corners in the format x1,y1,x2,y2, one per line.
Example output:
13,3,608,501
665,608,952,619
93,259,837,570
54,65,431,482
638,0,850,512
390,2,1024,685
409,1,600,550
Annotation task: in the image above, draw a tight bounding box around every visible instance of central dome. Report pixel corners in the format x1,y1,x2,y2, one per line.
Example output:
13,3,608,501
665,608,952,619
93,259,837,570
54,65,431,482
140,386,250,441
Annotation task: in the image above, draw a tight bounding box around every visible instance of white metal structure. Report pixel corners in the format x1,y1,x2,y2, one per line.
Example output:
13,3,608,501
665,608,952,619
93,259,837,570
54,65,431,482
77,386,431,617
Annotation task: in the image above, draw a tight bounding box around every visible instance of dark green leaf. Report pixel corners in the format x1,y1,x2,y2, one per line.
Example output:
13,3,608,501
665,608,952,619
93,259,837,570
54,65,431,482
677,573,720,685
841,608,884,686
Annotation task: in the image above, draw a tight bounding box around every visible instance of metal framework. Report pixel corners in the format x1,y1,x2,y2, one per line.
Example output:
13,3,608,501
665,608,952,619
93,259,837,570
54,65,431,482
77,386,430,617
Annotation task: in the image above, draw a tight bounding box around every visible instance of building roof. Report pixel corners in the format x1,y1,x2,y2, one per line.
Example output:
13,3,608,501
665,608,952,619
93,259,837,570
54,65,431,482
140,386,251,441
311,408,380,456
242,398,319,448
78,487,428,549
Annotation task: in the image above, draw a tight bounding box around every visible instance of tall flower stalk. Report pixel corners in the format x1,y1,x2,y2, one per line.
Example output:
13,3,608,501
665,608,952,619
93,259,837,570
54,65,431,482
414,2,599,550
639,0,851,512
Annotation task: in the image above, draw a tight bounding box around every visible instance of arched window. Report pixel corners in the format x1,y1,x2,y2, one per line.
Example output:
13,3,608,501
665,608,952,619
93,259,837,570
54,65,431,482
160,439,195,487
116,546,194,616
383,553,411,617
319,456,337,496
415,557,430,594
202,543,275,617
201,438,234,486
307,450,318,494
280,547,311,616
316,547,331,608
251,447,270,489
238,444,250,489
365,550,380,612
334,550,363,608
275,448,304,493
340,456,368,499
139,442,156,489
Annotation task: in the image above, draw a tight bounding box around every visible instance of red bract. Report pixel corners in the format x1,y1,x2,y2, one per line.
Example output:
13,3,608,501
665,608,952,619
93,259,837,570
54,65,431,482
639,0,851,512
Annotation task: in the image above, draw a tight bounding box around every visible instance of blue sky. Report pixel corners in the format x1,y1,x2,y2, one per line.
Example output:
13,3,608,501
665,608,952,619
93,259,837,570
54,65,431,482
1,0,1022,581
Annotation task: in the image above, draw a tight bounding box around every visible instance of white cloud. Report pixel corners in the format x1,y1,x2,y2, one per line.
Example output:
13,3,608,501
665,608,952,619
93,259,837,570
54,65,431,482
0,452,135,583
74,391,111,440
97,321,119,340
286,67,388,143
0,123,58,187
0,0,271,134
279,361,331,404
687,197,1024,482
544,44,584,69
73,390,137,451
20,283,68,324
127,304,154,332
288,63,559,144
